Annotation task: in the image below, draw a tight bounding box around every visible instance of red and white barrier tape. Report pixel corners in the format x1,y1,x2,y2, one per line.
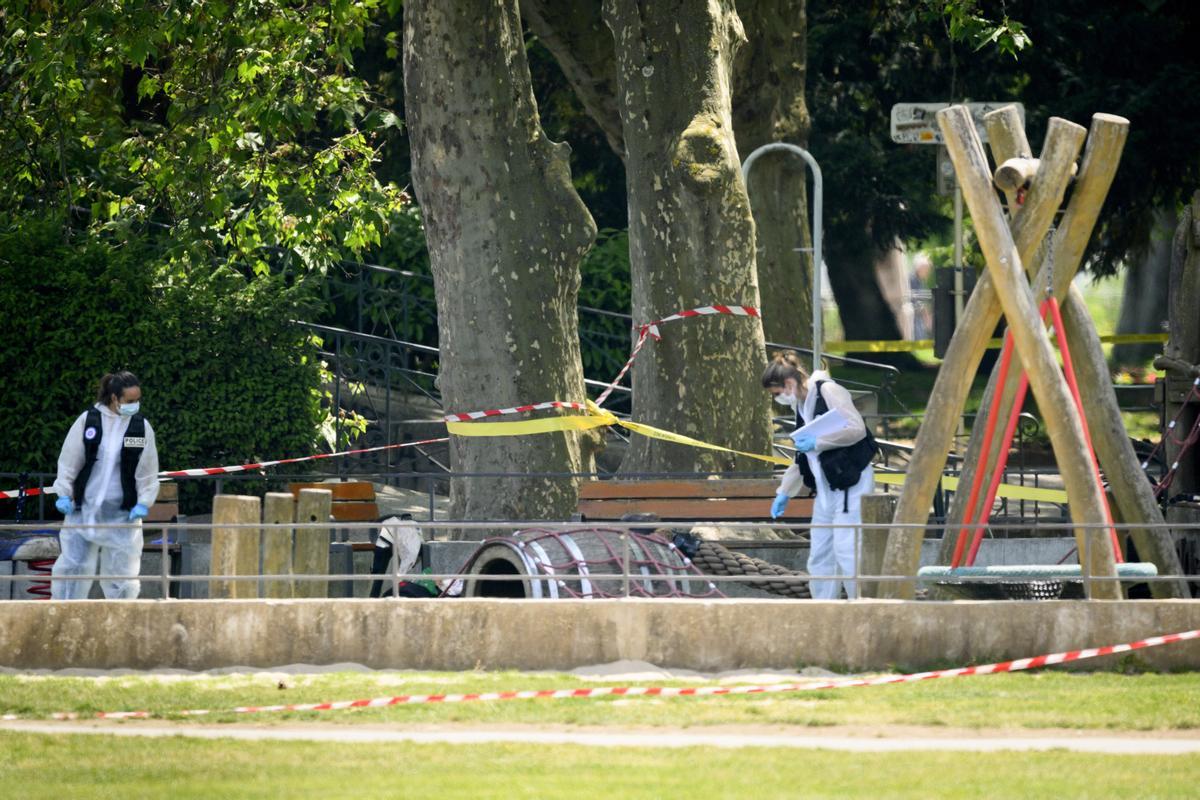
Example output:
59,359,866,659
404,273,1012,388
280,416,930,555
41,628,1198,721
442,401,588,424
0,438,450,500
594,304,759,407
441,304,760,419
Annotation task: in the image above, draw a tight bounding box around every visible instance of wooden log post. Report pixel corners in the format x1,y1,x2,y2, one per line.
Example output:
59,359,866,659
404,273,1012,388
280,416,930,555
210,495,261,600
262,492,296,599
859,493,897,599
936,104,1120,598
293,488,332,598
880,109,1083,598
994,157,1039,194
934,108,1043,575
1060,287,1189,596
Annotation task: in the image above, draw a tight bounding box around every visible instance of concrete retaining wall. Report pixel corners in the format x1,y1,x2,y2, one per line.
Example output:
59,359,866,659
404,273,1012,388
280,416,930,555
1,599,1199,672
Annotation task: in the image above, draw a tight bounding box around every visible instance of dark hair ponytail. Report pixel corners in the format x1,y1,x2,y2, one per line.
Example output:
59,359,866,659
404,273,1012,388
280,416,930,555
761,350,808,389
97,371,140,405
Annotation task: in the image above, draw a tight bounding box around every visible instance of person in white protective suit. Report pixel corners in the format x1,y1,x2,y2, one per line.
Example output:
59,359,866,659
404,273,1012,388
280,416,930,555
762,351,877,599
51,371,159,600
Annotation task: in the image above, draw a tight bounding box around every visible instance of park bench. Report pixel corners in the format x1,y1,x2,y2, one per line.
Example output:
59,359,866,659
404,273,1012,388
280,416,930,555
576,479,814,523
146,481,179,523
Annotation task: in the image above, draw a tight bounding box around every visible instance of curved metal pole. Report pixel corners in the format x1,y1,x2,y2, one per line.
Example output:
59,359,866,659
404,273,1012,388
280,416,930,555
742,143,824,375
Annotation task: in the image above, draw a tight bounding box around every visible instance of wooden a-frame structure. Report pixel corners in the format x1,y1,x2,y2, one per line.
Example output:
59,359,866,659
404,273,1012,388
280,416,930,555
880,105,1187,600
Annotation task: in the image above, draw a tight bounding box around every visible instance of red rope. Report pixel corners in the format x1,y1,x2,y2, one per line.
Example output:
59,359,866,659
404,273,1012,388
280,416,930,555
950,330,1018,568
958,298,1121,567
1044,297,1122,562
966,370,1031,565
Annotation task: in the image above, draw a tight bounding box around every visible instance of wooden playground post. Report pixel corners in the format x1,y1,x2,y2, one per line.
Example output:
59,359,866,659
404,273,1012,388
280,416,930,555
210,495,261,600
293,488,332,598
262,492,296,599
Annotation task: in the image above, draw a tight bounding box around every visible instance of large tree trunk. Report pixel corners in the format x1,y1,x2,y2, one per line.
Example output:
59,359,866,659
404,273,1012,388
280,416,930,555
524,0,811,350
405,0,599,531
604,0,772,473
825,235,906,337
1113,206,1177,366
732,0,812,348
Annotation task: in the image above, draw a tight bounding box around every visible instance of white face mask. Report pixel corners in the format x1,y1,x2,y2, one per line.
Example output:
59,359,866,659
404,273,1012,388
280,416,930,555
773,392,797,408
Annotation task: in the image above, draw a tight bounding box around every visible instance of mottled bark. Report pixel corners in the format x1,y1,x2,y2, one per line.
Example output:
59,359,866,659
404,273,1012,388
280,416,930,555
604,0,772,473
732,0,811,347
522,0,811,348
405,0,599,531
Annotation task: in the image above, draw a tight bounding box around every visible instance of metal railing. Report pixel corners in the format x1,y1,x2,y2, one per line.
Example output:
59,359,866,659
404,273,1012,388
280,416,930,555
2,519,1197,602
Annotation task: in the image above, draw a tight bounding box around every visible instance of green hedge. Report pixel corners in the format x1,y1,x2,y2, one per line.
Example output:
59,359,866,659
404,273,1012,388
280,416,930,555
0,217,326,513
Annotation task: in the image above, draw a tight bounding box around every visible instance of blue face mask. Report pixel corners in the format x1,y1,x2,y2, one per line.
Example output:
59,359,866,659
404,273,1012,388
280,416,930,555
119,402,140,417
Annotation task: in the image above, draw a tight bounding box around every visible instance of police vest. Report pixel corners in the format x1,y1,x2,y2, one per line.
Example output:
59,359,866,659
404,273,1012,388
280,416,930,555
73,408,147,511
795,381,878,509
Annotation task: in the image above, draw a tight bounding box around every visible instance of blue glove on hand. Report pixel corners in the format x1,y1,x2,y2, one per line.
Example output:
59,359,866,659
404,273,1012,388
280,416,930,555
791,432,817,452
55,496,74,515
128,503,149,521
770,493,789,519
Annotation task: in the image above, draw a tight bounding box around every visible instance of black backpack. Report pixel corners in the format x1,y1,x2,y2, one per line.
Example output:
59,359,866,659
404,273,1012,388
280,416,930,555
795,380,878,499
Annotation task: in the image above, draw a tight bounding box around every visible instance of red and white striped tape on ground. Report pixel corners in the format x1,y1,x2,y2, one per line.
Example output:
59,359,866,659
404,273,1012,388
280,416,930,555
0,438,450,500
36,628,1198,721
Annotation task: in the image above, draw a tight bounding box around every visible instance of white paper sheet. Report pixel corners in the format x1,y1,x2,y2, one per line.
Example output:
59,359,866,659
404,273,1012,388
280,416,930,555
792,408,850,442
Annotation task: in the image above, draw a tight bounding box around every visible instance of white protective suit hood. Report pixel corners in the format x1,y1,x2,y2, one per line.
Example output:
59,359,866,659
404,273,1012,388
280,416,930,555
53,402,160,513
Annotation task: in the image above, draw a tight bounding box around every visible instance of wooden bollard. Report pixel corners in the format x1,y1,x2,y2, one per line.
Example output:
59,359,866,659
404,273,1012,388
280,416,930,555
262,492,296,598
294,488,332,598
211,495,261,599
859,493,897,599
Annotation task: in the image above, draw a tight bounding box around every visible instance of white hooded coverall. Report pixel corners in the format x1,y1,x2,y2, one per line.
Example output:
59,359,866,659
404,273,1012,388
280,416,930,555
777,370,875,599
51,404,160,600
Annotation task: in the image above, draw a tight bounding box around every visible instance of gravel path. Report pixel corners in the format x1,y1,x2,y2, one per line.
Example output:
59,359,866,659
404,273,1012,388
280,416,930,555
3,720,1199,754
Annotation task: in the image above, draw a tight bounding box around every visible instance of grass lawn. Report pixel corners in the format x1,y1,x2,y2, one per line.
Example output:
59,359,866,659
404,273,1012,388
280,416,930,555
2,732,1198,800
2,669,1198,730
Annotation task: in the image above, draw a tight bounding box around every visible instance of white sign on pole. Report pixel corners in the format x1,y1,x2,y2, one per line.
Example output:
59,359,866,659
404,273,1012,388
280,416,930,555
890,102,1025,145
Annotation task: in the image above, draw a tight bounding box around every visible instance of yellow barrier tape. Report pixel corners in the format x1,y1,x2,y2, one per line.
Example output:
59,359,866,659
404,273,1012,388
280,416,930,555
618,417,792,467
1098,333,1168,344
873,472,1068,503
823,332,1167,354
446,401,791,466
824,340,937,353
449,405,1069,498
445,413,612,437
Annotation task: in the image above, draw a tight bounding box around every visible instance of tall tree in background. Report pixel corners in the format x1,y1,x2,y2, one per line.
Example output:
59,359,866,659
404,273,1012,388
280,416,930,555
732,0,813,348
404,0,599,527
603,0,772,473
525,0,813,349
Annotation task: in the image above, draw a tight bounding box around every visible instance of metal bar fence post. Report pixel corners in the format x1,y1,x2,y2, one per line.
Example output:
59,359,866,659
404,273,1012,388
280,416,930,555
159,524,169,600
622,530,630,598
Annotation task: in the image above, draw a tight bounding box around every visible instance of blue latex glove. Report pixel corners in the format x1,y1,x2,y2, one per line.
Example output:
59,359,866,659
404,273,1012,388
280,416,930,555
55,496,74,515
791,432,817,453
128,503,149,521
770,493,789,519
